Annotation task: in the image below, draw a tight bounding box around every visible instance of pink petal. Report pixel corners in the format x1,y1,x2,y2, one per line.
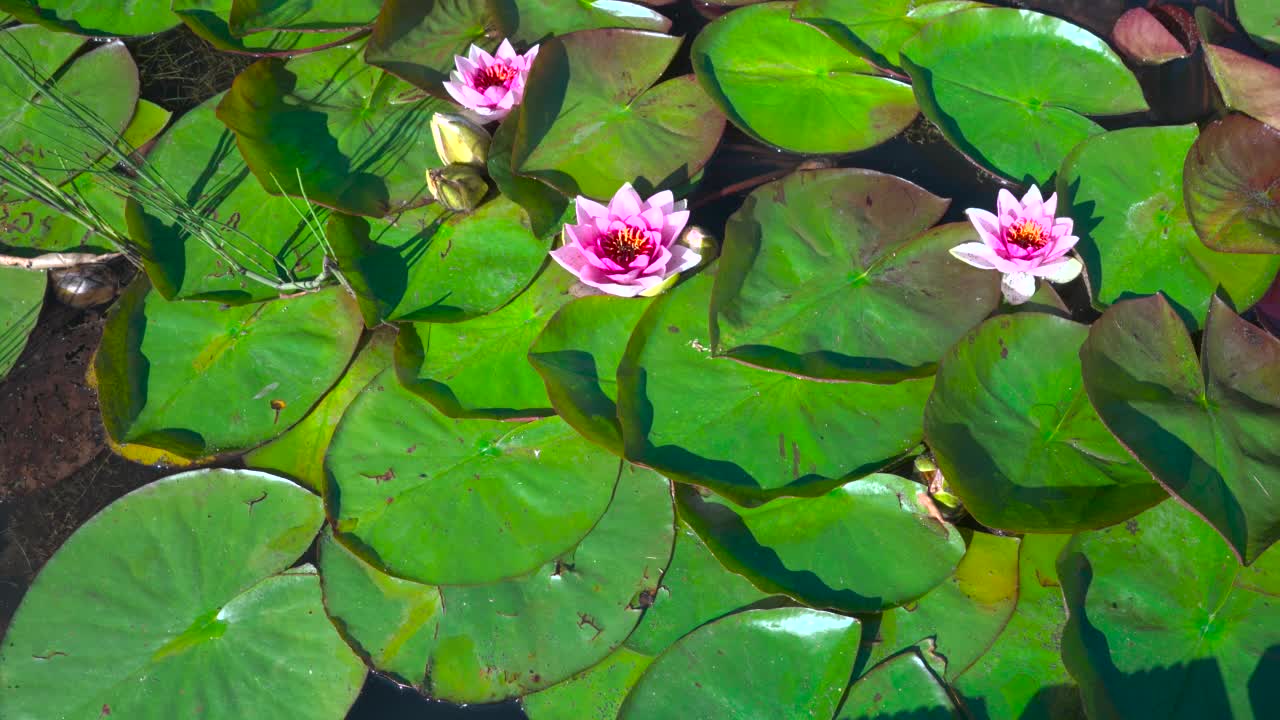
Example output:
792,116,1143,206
574,196,608,224
495,39,517,61
948,242,1000,270
643,189,675,213
661,209,690,245
666,244,702,274
521,44,540,67
1027,256,1082,282
638,206,665,231
965,208,1003,251
1000,271,1037,305
1020,184,1045,216
996,188,1019,219
456,57,480,78
608,183,643,220
645,245,673,274
1041,191,1058,218
549,244,589,278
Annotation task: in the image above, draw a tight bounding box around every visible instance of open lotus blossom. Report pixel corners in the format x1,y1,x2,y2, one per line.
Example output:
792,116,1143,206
950,185,1083,305
442,39,539,122
550,183,701,298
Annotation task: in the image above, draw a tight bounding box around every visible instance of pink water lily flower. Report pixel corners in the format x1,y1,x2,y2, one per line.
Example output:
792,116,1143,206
950,185,1083,305
550,183,701,298
442,39,539,122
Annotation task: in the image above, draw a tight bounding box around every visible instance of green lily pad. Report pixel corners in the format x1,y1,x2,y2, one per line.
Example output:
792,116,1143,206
319,464,674,702
870,532,1020,680
325,196,551,324
924,312,1165,532
1080,294,1280,565
1238,0,1280,52
619,607,861,719
216,43,445,218
395,265,573,419
793,0,986,70
94,280,364,458
325,369,624,585
837,647,959,719
712,169,999,381
127,92,328,304
1059,498,1280,720
508,0,671,42
691,2,917,154
1183,113,1280,254
951,534,1084,719
901,7,1147,184
0,27,139,188
523,646,654,720
0,99,168,257
487,97,571,237
618,265,934,500
229,0,381,34
679,474,965,613
174,0,365,56
512,29,725,198
0,0,180,36
0,266,44,381
1059,124,1280,329
625,518,775,657
245,328,396,492
0,469,364,720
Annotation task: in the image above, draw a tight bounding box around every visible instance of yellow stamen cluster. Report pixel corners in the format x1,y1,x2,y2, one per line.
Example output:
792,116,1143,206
1006,218,1050,250
474,64,518,91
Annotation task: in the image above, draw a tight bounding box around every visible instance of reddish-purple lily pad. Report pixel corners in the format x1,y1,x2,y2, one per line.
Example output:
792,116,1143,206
1184,113,1280,254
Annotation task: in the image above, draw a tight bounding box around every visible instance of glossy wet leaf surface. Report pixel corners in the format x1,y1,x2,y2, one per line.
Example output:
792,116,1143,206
1059,499,1280,719
0,0,180,35
692,2,917,154
837,647,958,719
513,29,724,198
619,607,861,719
619,266,934,500
228,0,381,34
925,313,1164,532
713,169,999,381
793,0,986,70
395,265,573,419
0,469,364,720
94,281,362,458
1081,294,1280,565
679,474,965,612
1059,124,1279,329
325,369,623,585
901,7,1146,183
320,464,674,703
326,196,551,324
174,0,363,55
216,43,444,218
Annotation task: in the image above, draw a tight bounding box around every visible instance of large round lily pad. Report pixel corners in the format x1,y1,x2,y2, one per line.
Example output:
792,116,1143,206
1081,294,1280,565
691,2,917,154
245,328,396,492
878,531,1020,681
900,7,1147,184
0,0,180,36
619,607,861,719
228,0,381,34
216,43,445,218
679,474,965,612
512,29,725,198
326,197,551,324
792,0,986,70
837,647,959,719
325,369,624,585
925,312,1165,532
174,0,364,55
1238,0,1280,52
1183,113,1280,254
522,646,654,720
528,294,654,454
619,265,935,500
0,266,44,381
1059,124,1279,329
127,92,327,304
94,280,364,458
1059,498,1280,719
0,26,139,188
395,264,574,419
0,469,364,720
951,534,1084,719
712,169,999,381
319,464,674,703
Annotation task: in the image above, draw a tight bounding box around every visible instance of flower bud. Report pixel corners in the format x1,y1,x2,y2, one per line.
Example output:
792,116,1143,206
430,112,492,167
427,164,490,213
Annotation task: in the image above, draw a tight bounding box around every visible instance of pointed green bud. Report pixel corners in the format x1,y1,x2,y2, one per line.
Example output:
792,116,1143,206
430,112,491,167
427,164,490,213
